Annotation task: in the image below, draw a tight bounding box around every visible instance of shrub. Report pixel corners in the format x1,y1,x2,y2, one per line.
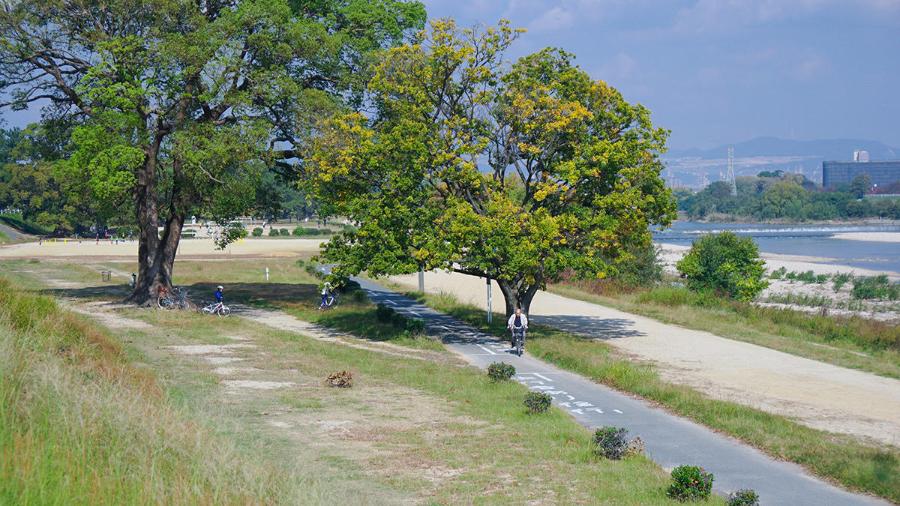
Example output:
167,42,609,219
375,303,395,323
405,318,426,334
326,370,353,388
279,228,289,236
350,289,368,303
291,227,303,236
768,266,787,279
487,362,515,382
832,272,853,292
676,232,768,301
524,392,552,414
251,227,263,237
390,311,407,328
624,436,645,457
851,275,899,301
815,274,830,284
727,489,759,506
592,426,630,459
268,228,280,236
666,465,714,501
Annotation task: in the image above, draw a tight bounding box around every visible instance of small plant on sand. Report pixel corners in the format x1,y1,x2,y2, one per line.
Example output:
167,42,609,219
487,362,515,382
279,228,289,236
268,228,280,236
667,465,714,501
727,489,759,506
251,227,263,237
832,272,853,292
592,426,630,459
524,392,552,414
326,370,353,388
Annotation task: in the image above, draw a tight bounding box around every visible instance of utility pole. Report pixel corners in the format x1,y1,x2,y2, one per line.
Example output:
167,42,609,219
727,146,737,196
418,267,424,293
486,277,492,324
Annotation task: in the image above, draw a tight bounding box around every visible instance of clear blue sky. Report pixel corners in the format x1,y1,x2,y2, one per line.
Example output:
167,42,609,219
422,0,900,149
2,0,898,150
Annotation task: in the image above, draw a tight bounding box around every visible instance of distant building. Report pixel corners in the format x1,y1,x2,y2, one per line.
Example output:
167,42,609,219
853,150,870,162
822,159,900,188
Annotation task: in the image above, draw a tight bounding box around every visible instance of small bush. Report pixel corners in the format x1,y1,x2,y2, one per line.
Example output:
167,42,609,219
592,426,630,459
279,228,289,236
487,362,516,382
350,289,368,303
405,318,426,334
676,232,768,301
832,272,853,292
524,392,552,414
291,227,303,236
251,227,263,237
815,274,829,284
326,370,353,388
624,436,645,457
727,489,759,506
375,303,395,323
390,311,407,328
268,228,280,236
768,266,787,279
851,275,899,301
667,465,714,502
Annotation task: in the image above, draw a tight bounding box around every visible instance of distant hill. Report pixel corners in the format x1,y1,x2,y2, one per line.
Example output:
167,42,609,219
668,137,900,162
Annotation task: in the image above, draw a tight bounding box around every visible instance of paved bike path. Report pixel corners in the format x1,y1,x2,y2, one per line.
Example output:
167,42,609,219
355,278,884,506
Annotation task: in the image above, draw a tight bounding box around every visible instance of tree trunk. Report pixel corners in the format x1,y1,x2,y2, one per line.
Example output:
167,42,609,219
496,279,541,317
126,150,161,304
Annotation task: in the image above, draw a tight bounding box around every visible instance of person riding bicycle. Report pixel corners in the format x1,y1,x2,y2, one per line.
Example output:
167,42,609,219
214,285,224,304
320,281,334,308
507,307,528,348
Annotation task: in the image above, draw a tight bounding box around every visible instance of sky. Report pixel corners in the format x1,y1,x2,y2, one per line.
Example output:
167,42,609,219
2,0,898,150
421,0,900,149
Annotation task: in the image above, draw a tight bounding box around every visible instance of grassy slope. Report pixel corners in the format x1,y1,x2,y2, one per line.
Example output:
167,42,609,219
549,282,900,379
409,291,900,503
0,279,300,505
0,261,715,505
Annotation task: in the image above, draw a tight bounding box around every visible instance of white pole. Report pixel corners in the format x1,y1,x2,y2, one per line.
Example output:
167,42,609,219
265,267,269,281
418,267,425,293
486,277,492,324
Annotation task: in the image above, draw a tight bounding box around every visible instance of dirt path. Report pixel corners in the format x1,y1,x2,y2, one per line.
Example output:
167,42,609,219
238,307,457,365
390,271,900,446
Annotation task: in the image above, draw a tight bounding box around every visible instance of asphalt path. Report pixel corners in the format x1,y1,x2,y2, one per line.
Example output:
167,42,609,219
354,277,885,506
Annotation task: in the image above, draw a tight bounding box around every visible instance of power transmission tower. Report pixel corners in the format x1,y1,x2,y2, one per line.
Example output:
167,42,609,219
727,146,737,196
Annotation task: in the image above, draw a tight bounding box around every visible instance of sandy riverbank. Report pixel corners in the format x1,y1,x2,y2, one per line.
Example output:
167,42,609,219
0,238,326,259
657,243,899,279
831,232,900,243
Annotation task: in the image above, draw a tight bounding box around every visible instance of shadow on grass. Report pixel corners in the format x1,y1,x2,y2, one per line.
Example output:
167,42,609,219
403,291,643,342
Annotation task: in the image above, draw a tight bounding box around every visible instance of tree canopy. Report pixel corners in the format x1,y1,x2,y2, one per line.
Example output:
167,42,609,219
0,0,425,302
306,20,675,314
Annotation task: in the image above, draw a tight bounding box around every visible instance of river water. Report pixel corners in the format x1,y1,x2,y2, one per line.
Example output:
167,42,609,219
653,222,900,274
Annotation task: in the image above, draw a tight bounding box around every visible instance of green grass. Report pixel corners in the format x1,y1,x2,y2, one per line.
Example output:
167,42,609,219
0,278,301,505
408,291,900,503
1,262,713,504
550,282,900,379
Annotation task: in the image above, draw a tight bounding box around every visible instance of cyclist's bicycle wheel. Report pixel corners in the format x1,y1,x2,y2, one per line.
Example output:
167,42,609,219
218,305,231,316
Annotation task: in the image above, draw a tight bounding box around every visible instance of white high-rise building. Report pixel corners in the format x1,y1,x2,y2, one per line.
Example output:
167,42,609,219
853,150,870,162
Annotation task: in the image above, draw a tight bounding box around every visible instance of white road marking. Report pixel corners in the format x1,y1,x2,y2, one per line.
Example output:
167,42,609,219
589,408,604,414
574,401,594,408
571,408,584,414
476,344,497,355
533,373,552,382
566,395,576,400
613,409,623,414
407,310,421,316
384,300,397,306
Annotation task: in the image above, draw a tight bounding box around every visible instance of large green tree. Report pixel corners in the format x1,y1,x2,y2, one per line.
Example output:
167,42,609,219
306,20,675,315
0,0,424,303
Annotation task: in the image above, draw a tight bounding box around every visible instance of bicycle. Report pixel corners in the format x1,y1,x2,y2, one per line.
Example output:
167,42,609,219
511,326,526,356
157,287,189,310
318,292,338,310
201,301,231,316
